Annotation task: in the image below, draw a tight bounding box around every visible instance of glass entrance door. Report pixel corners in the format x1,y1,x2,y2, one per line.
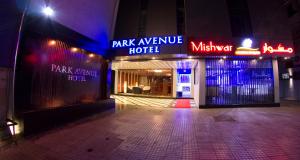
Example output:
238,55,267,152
176,69,192,98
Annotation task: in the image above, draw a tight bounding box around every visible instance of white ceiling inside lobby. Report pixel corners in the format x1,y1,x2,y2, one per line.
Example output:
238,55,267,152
112,60,198,70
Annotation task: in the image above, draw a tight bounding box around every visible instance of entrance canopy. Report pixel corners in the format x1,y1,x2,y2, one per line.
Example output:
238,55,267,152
112,59,198,70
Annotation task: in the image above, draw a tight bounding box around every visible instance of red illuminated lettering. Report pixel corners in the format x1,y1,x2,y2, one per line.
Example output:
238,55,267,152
190,41,233,53
262,43,293,54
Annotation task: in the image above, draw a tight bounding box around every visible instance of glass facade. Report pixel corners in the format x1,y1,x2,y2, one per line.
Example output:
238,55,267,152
206,59,274,105
117,69,173,97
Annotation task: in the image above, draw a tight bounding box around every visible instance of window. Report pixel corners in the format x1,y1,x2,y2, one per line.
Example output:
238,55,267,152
287,3,298,17
176,0,185,35
226,0,253,37
206,59,274,105
137,0,148,37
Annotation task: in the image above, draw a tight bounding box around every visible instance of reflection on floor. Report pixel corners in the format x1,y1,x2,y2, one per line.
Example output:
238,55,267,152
111,95,197,108
116,93,172,98
175,99,191,108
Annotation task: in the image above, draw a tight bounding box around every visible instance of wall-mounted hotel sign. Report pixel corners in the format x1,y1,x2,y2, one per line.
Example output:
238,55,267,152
188,38,294,57
111,35,183,55
51,64,98,82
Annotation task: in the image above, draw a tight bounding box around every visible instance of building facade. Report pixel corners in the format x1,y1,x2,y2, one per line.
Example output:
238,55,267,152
0,0,119,136
279,0,300,101
110,0,295,107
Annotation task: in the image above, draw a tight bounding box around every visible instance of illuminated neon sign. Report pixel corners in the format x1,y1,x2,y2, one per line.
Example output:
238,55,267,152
235,38,261,56
111,35,183,55
262,43,293,54
235,48,261,56
188,38,294,57
190,41,233,53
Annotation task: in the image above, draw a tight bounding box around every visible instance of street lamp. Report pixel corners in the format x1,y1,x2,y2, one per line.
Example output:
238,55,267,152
42,6,54,17
10,0,54,135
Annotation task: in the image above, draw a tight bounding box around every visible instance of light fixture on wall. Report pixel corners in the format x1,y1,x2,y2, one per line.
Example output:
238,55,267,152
48,40,56,46
89,54,95,58
71,47,78,52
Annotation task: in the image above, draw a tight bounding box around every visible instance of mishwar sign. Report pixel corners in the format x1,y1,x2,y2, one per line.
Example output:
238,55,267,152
111,35,183,55
190,41,234,53
188,39,294,57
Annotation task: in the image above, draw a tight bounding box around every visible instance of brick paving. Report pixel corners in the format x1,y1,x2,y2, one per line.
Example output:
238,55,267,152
1,99,300,160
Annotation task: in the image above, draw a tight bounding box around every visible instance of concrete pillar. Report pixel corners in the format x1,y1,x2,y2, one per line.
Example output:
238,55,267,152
199,59,206,106
172,69,177,98
193,60,200,106
273,59,280,103
191,67,195,98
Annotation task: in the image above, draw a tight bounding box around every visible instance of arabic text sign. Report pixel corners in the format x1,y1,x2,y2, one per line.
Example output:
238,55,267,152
111,35,183,55
262,43,294,54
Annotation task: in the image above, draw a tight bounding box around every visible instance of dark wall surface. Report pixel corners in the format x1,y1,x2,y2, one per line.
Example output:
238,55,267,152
0,0,25,67
15,16,109,112
15,36,106,111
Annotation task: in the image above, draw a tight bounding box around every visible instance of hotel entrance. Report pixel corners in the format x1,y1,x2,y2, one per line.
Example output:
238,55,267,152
116,69,173,97
112,59,197,98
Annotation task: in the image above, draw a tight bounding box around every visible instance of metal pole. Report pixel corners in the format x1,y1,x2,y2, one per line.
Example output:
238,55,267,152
10,0,30,120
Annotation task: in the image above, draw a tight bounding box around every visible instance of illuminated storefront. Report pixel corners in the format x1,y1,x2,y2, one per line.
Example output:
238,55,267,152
111,36,294,107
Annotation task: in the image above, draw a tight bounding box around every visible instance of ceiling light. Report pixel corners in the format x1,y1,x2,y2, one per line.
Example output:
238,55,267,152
154,70,162,73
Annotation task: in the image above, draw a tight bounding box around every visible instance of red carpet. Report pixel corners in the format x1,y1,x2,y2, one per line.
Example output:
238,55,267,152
175,99,191,108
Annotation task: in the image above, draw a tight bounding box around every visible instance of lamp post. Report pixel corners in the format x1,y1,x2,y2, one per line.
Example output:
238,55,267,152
9,0,54,134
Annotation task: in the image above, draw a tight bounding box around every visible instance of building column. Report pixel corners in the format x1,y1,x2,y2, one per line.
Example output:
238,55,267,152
172,69,177,98
199,59,206,106
191,67,195,98
273,59,280,103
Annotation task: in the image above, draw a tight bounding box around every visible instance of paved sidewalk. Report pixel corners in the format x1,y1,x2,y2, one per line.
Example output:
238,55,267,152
1,102,300,160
